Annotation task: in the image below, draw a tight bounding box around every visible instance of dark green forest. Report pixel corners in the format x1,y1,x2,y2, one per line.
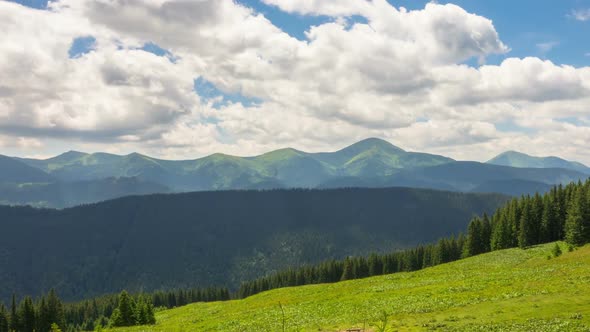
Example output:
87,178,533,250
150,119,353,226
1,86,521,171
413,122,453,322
238,180,590,297
0,287,229,332
0,187,507,302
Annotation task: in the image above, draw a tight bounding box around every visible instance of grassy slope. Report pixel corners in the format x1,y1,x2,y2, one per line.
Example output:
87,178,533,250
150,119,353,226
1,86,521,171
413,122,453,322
111,242,590,332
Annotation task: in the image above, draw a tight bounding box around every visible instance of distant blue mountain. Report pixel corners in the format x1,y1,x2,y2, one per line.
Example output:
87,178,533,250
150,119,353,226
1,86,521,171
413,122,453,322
3,138,589,206
487,151,590,174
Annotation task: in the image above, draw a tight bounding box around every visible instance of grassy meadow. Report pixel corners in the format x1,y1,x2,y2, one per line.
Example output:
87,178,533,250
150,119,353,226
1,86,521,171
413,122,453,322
109,242,590,331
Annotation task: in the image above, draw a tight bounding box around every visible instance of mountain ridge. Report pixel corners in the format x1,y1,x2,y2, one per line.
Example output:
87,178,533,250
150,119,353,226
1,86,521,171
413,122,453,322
487,150,590,174
3,138,589,207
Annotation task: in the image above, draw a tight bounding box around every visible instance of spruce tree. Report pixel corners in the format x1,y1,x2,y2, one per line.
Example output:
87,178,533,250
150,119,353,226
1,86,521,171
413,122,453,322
0,304,9,332
368,254,382,276
47,289,65,330
9,294,19,332
463,217,483,257
481,214,492,253
491,212,512,251
341,258,354,281
565,189,585,246
19,296,36,332
146,301,156,325
37,296,50,332
518,199,535,248
551,243,562,258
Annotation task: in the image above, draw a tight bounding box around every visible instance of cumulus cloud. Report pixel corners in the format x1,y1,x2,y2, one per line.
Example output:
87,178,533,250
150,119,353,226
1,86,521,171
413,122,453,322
0,0,589,164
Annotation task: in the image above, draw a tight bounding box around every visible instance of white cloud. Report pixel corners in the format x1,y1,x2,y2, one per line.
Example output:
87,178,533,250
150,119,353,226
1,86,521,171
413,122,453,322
0,0,589,164
571,8,590,21
536,41,559,53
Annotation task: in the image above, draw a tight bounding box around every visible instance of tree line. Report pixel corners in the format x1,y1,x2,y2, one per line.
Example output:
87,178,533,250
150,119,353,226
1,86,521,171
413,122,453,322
239,180,590,298
0,287,229,332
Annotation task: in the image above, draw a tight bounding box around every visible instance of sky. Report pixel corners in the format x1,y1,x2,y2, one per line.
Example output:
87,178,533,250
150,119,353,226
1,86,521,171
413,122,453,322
0,0,589,163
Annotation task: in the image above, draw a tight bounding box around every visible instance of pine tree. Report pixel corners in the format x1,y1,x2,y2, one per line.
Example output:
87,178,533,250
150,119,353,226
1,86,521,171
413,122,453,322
9,294,20,332
368,254,382,276
341,257,354,281
481,214,492,253
540,195,558,243
551,243,562,258
50,322,63,332
463,217,483,257
19,296,36,332
37,296,50,332
491,211,513,251
47,289,65,330
0,304,9,332
518,199,535,248
565,188,586,246
532,193,544,242
145,302,156,325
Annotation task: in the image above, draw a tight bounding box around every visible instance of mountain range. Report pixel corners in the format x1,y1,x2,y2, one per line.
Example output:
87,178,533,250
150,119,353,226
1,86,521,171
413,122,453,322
1,138,588,207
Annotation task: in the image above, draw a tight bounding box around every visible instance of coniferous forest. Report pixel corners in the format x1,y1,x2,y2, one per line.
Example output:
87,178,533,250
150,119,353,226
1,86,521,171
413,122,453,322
0,287,229,332
0,187,507,301
238,180,590,297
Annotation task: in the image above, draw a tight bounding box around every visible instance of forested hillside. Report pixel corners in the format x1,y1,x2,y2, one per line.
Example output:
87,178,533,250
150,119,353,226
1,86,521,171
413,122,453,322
238,180,590,297
0,177,170,208
0,187,507,301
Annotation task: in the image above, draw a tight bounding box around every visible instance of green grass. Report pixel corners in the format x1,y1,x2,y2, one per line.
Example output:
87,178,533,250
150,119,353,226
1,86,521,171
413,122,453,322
109,242,590,331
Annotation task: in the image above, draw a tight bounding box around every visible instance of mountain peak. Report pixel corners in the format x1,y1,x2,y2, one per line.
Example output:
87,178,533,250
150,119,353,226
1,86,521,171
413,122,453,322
49,150,88,162
344,137,404,153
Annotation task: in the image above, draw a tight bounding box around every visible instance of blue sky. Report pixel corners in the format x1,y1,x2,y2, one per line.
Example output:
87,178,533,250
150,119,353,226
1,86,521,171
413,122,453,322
12,0,590,67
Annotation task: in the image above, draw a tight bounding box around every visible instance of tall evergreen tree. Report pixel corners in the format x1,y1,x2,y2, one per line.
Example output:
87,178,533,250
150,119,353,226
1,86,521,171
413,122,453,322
540,195,558,243
481,214,492,253
47,289,65,330
37,296,51,332
491,211,511,250
518,199,535,248
341,258,354,281
111,291,135,327
463,217,483,257
565,188,586,246
19,296,36,332
0,304,9,332
9,294,20,332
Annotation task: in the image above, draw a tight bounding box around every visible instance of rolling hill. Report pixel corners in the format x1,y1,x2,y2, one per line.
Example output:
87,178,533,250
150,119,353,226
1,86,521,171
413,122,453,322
487,150,590,174
108,242,590,332
0,187,507,301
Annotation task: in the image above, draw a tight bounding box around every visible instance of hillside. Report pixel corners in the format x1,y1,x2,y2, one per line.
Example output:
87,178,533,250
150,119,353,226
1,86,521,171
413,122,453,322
0,187,507,301
320,162,587,195
0,177,170,208
0,155,54,183
487,151,590,174
109,243,590,332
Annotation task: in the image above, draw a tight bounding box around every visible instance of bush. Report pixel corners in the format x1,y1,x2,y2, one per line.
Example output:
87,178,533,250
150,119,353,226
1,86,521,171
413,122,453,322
551,243,562,258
